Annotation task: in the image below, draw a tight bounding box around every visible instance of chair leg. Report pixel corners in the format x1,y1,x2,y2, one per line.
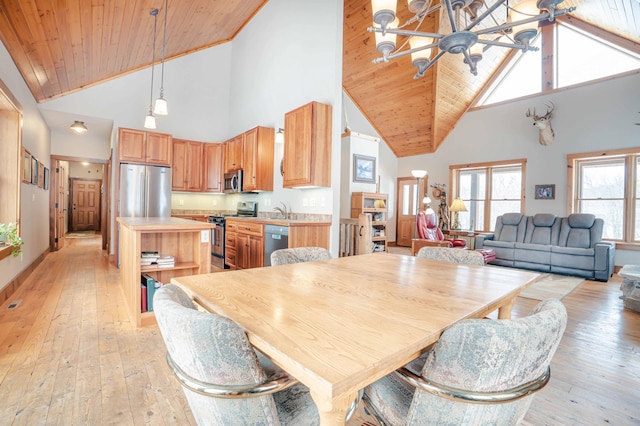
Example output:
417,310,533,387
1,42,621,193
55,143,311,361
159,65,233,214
361,391,391,426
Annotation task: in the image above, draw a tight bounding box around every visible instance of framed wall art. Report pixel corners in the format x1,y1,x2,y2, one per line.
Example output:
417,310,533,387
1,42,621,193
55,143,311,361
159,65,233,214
535,184,555,200
44,167,49,190
31,156,38,184
37,161,45,188
22,148,31,183
353,154,376,183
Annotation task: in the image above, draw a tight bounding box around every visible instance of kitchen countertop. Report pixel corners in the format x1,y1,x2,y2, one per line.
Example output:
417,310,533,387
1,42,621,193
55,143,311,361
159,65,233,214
117,217,216,230
224,216,331,227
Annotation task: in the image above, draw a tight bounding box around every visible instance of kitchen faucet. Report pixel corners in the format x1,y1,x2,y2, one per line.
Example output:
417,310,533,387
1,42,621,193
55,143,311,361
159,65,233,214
273,202,288,219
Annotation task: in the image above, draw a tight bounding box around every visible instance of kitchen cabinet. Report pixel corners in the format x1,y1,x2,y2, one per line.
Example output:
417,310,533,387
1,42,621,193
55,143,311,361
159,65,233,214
243,126,274,192
118,127,172,166
283,101,332,188
116,217,214,327
172,139,203,191
351,192,388,252
229,220,264,270
224,135,243,172
225,221,237,269
203,143,223,192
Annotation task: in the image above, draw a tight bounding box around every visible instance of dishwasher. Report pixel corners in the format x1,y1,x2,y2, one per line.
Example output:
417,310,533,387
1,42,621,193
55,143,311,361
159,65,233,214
264,225,289,266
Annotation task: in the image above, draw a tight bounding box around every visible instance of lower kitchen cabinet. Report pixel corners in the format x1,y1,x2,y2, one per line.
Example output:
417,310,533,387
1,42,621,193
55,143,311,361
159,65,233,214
228,220,263,270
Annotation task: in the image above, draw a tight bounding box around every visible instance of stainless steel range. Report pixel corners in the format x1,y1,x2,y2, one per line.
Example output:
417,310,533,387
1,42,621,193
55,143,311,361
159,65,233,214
209,201,258,269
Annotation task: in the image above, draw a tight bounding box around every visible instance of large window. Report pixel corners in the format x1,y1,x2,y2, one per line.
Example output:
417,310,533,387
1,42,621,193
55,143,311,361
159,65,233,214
451,159,526,232
569,149,639,244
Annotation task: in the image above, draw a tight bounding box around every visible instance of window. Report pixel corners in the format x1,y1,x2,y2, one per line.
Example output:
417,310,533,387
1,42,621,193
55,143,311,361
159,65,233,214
0,79,22,260
569,149,639,244
451,159,526,232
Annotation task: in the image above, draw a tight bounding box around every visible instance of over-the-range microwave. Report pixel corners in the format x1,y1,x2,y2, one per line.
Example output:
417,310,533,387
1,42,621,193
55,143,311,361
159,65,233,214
223,170,243,193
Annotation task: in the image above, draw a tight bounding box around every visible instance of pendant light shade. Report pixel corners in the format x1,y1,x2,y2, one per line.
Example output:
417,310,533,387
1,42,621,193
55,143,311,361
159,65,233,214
70,120,88,135
154,95,168,115
144,109,157,130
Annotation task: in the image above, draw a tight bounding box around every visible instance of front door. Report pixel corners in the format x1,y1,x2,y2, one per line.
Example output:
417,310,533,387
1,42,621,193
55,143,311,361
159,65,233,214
70,178,101,231
396,176,427,246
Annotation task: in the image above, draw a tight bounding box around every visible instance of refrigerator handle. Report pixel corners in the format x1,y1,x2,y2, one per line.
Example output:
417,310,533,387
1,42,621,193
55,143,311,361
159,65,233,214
144,171,150,217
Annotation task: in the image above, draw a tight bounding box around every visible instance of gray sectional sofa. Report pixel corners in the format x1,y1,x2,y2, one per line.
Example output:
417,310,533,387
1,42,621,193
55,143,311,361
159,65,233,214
475,213,615,281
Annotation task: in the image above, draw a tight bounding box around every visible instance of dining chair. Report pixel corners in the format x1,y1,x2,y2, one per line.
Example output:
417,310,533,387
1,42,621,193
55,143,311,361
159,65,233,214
417,246,485,266
363,298,568,426
154,284,326,425
270,247,331,266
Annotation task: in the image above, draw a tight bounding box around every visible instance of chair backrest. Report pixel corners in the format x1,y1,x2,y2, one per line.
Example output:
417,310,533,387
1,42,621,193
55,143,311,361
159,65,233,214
417,210,444,241
416,246,485,266
270,247,331,265
493,213,527,243
523,213,560,245
153,284,279,425
406,299,567,425
558,213,603,248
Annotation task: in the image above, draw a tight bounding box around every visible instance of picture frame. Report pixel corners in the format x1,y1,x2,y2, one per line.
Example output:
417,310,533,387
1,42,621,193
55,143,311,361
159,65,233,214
535,184,555,200
22,148,31,183
38,161,45,188
31,156,38,185
44,167,49,190
353,154,376,183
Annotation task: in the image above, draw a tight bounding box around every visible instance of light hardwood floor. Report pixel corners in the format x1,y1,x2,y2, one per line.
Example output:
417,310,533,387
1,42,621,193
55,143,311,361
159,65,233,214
0,237,638,425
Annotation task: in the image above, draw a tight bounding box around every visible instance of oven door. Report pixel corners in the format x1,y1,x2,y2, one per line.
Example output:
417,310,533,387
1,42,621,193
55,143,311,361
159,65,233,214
212,225,224,258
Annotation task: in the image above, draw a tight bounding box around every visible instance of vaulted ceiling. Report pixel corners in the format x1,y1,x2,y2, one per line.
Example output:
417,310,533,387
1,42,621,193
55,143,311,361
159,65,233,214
0,0,638,157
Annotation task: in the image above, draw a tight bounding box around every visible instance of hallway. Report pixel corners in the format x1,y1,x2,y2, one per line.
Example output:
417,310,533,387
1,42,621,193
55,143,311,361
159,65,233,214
0,236,639,425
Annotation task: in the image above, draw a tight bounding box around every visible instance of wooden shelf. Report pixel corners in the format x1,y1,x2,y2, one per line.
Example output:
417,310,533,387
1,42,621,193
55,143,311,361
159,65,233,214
351,192,388,253
140,261,199,273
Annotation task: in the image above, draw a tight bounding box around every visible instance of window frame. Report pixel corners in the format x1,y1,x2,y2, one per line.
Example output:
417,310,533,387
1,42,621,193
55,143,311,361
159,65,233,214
568,148,639,249
450,159,527,232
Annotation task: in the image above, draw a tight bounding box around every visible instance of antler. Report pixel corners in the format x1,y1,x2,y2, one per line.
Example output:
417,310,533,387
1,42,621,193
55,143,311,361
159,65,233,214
544,102,555,116
526,108,536,118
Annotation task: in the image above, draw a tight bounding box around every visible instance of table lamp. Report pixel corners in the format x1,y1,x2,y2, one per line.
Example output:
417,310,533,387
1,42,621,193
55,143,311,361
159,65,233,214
449,198,467,230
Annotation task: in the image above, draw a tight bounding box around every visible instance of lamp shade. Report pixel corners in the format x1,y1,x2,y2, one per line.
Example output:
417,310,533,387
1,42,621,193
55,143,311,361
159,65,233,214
450,198,468,212
411,169,427,178
144,113,156,130
153,96,168,115
510,0,540,45
69,120,88,135
422,196,431,205
275,128,284,144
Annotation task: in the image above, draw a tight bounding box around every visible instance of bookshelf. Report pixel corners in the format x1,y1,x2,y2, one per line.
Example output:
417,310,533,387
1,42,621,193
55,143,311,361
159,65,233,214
351,192,388,253
117,217,214,327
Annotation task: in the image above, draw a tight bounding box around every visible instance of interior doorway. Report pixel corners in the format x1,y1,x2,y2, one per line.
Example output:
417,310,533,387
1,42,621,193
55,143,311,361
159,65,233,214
396,176,427,247
70,178,101,231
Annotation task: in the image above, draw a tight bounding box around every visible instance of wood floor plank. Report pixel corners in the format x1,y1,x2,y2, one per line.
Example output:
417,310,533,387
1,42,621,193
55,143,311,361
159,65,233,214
0,237,638,425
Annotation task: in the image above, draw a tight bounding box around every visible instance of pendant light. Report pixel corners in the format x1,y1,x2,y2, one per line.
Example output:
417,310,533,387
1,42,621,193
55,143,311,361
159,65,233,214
144,9,159,130
153,0,168,115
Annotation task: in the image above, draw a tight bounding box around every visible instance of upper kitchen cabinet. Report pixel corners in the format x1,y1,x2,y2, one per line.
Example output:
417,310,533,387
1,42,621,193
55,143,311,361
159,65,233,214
118,127,172,166
172,139,203,192
203,143,223,193
224,135,243,172
243,126,274,192
283,101,332,188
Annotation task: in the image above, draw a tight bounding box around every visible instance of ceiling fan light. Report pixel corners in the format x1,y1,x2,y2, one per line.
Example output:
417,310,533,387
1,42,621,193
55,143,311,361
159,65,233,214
69,120,88,135
372,0,397,27
153,96,168,115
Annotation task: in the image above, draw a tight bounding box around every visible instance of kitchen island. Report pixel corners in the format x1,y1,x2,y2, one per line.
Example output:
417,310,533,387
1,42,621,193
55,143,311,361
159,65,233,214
117,217,215,327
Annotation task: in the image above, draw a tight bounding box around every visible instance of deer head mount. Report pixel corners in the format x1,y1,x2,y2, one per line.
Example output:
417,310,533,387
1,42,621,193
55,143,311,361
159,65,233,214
526,102,555,146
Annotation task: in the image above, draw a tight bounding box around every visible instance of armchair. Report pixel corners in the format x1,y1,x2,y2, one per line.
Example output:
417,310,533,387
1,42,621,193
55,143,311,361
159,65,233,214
412,210,466,255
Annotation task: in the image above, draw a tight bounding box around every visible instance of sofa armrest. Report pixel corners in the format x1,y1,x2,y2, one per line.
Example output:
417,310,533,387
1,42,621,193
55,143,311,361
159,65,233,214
594,242,616,281
474,233,494,249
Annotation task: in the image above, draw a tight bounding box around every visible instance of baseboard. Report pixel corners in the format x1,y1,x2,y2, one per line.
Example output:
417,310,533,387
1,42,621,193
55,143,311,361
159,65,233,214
0,250,48,305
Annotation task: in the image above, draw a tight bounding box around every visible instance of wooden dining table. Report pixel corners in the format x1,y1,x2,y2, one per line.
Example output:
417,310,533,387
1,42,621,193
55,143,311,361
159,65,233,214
170,252,540,425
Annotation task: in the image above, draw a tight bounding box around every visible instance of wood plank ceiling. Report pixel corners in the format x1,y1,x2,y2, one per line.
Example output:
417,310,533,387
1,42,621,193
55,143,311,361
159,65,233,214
0,0,638,157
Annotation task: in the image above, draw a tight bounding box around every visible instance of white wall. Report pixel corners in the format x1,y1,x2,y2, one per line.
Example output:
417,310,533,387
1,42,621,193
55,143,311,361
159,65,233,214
68,162,104,179
0,40,51,292
398,71,640,264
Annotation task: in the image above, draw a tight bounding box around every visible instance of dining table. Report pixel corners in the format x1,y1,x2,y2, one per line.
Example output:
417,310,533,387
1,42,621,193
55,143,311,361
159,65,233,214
170,252,540,425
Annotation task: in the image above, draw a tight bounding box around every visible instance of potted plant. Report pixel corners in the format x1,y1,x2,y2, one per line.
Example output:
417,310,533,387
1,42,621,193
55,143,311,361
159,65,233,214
0,222,24,257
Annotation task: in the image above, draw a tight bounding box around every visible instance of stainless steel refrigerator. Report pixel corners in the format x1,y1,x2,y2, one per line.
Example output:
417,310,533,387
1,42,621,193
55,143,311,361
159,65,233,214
119,164,172,218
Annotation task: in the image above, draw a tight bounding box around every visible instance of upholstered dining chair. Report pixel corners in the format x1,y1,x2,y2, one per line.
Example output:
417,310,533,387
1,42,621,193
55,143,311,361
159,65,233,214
363,298,568,426
154,284,328,425
270,247,331,266
416,246,485,266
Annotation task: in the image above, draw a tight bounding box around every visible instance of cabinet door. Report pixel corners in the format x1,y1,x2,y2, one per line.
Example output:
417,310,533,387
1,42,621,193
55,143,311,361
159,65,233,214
236,233,250,270
283,101,331,188
185,141,203,191
146,132,172,166
248,235,264,269
243,128,258,191
224,135,243,172
203,143,223,192
118,128,146,163
172,139,188,191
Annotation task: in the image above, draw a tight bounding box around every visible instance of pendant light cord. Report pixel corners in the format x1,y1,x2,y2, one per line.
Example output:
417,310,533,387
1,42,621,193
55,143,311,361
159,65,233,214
159,0,167,96
149,9,158,112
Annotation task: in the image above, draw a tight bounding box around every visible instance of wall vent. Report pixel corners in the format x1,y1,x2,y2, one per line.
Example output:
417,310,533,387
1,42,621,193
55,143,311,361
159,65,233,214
6,299,22,310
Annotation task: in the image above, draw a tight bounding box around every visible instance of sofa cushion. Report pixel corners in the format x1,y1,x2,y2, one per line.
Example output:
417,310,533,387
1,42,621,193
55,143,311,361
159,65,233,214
493,213,526,243
524,214,559,246
551,246,596,270
558,215,603,249
568,213,596,228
